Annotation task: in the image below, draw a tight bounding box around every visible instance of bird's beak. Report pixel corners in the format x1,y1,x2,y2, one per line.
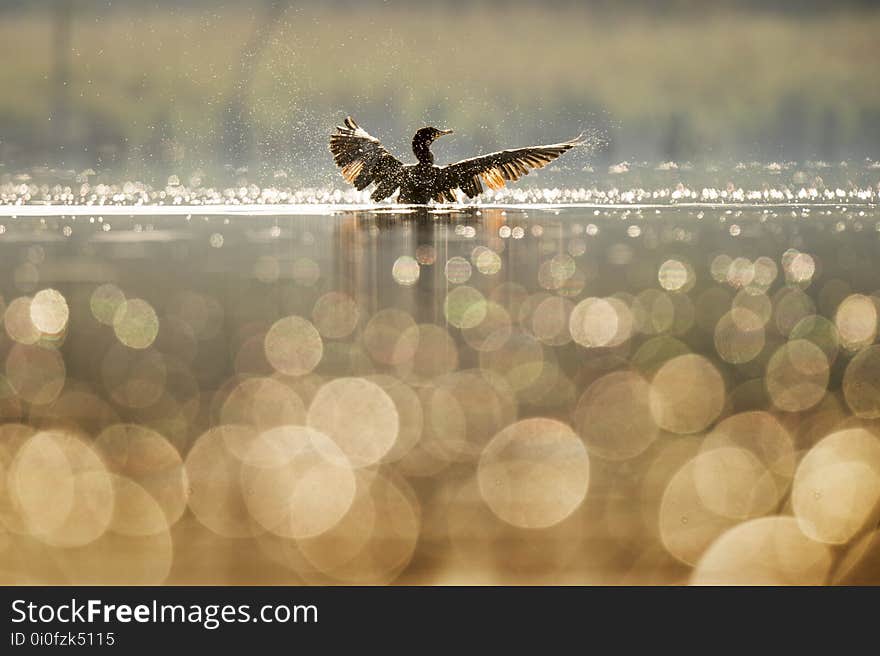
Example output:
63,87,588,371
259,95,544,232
438,129,453,136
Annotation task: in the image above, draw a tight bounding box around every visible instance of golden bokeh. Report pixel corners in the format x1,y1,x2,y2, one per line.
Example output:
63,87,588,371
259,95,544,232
691,517,832,585
693,447,779,519
95,423,189,528
658,259,693,292
843,345,880,418
113,298,160,349
29,289,69,335
478,418,590,529
4,296,41,345
765,339,829,412
306,377,399,467
792,428,880,544
0,204,878,585
101,344,167,409
461,301,512,352
240,425,356,539
444,286,488,330
445,256,473,284
6,344,66,406
532,296,574,346
649,354,725,434
569,296,631,348
659,451,741,566
10,431,114,547
475,248,502,276
362,308,417,366
714,307,765,364
392,255,420,286
264,315,324,376
184,425,263,539
312,291,360,339
574,370,658,460
220,376,307,430
835,293,878,350
394,323,459,382
702,411,795,479
89,283,126,326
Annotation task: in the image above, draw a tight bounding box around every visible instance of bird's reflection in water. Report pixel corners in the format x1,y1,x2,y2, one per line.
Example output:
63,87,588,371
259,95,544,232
1,204,880,585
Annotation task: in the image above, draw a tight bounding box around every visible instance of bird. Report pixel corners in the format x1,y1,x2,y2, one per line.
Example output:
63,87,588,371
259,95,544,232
330,117,584,204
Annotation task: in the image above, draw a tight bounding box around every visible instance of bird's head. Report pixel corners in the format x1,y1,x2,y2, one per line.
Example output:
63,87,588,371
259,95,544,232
413,126,453,146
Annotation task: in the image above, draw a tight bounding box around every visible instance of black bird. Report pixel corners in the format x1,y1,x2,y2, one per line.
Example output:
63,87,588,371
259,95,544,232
330,117,584,204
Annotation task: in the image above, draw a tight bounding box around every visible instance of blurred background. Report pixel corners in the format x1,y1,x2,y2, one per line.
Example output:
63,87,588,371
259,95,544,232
1,0,879,184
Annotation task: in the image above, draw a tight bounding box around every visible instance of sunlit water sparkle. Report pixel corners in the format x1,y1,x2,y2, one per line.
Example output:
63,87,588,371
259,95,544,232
1,165,880,585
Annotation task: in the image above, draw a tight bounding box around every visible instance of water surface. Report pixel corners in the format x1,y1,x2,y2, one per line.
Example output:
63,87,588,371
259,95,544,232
2,201,880,584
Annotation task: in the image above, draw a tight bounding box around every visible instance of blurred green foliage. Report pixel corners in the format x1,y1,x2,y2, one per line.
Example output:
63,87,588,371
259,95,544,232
0,2,879,177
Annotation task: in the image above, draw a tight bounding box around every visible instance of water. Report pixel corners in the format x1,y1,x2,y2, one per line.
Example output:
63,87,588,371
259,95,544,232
3,158,879,207
1,191,880,584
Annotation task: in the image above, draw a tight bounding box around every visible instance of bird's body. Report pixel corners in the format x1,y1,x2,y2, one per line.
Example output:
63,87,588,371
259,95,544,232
329,117,583,204
398,164,444,204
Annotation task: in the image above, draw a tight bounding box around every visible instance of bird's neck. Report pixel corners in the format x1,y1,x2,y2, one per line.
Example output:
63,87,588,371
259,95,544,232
412,140,434,165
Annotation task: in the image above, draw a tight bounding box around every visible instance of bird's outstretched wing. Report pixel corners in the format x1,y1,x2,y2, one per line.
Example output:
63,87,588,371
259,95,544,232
437,136,584,200
329,117,404,201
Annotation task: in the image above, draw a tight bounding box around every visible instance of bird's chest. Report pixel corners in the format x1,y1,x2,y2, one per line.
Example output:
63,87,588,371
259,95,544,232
404,165,440,186
398,164,442,204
